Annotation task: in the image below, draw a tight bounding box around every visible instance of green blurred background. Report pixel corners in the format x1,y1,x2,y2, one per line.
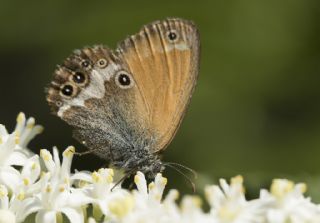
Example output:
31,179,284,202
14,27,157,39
1,0,320,200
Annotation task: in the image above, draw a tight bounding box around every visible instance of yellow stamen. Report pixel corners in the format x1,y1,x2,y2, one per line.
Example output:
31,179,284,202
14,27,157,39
15,131,20,137
78,180,88,188
0,185,8,198
46,185,52,193
106,174,113,184
168,190,180,201
17,192,25,200
231,175,243,185
134,175,140,185
15,135,20,145
92,172,101,183
161,177,168,186
218,206,239,221
271,179,294,198
63,146,75,158
148,182,155,190
40,149,51,161
64,177,70,185
17,112,24,124
154,194,161,201
26,119,35,129
40,171,46,178
300,183,307,193
23,178,30,186
59,185,65,192
31,162,38,170
192,196,202,208
108,196,134,218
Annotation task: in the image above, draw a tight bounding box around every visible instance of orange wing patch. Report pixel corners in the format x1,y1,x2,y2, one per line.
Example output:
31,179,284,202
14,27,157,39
116,18,200,152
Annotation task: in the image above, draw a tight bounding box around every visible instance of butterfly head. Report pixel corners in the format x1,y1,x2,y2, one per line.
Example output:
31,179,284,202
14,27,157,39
118,147,165,179
140,157,165,179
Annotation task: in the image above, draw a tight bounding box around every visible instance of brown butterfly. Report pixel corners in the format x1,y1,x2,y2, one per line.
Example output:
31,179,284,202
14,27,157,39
46,18,200,179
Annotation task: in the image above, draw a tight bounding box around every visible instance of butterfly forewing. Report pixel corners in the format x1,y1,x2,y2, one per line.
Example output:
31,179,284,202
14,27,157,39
116,18,200,152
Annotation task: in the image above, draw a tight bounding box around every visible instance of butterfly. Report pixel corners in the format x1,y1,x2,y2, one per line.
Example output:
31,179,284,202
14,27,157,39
46,18,200,179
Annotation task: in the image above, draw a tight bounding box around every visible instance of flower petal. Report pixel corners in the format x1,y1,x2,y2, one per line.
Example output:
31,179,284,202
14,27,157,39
35,210,56,223
0,124,8,136
14,197,42,222
0,167,21,191
61,207,84,223
61,146,75,181
70,171,92,183
4,150,29,166
0,209,16,223
14,113,26,135
134,172,147,196
40,149,55,172
67,190,93,207
21,155,41,184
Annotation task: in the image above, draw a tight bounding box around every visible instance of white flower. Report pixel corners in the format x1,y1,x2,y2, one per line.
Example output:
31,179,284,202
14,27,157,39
261,179,320,223
133,171,167,205
18,147,92,223
205,175,269,223
0,113,42,191
75,167,131,220
105,172,167,223
180,195,215,223
0,184,30,223
0,185,11,213
112,172,189,223
32,172,86,223
13,112,43,150
40,146,76,188
6,155,41,197
0,154,42,220
1,113,320,223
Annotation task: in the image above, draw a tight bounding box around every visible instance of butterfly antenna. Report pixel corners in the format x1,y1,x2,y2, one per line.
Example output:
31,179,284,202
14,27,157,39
164,163,196,193
165,162,198,179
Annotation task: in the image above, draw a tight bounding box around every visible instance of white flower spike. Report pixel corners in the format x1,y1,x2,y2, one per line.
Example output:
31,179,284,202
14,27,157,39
0,113,42,191
261,179,320,223
1,113,320,223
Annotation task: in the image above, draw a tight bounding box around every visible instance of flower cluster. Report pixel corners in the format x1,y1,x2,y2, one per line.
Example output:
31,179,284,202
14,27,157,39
0,113,320,223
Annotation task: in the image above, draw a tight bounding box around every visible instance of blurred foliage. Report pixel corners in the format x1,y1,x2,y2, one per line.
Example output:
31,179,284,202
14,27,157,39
1,0,320,200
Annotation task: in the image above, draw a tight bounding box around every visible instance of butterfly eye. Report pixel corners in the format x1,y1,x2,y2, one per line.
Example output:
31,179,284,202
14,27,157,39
166,30,179,43
115,71,134,89
72,72,86,85
97,58,108,68
60,84,75,97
